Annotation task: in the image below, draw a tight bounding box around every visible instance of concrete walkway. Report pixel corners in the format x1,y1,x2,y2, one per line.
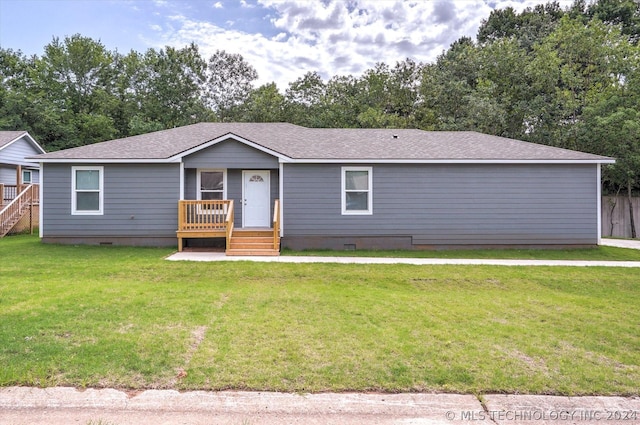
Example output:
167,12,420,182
1,387,639,425
601,237,640,250
166,238,640,267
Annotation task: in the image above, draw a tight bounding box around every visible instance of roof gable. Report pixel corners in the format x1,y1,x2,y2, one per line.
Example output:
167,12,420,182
29,123,614,164
0,131,46,155
182,137,280,169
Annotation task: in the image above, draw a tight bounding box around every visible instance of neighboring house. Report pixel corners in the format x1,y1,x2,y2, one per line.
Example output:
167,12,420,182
1,131,45,236
0,131,45,190
28,123,614,254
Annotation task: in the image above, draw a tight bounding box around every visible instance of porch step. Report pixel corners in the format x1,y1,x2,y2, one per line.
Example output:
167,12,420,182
225,249,280,256
226,229,280,256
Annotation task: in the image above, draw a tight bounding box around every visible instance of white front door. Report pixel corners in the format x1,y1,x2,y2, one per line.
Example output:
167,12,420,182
243,170,270,227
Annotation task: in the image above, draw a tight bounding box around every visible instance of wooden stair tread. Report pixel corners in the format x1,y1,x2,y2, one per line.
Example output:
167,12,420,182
226,249,280,256
226,229,280,256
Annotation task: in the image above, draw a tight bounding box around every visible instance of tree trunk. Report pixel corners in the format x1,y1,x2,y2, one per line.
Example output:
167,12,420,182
628,182,637,239
608,197,618,237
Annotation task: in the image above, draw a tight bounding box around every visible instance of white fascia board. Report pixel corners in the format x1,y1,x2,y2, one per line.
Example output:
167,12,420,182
1,132,46,155
23,132,47,154
286,158,616,165
170,133,292,162
31,158,615,165
30,158,176,164
0,133,24,153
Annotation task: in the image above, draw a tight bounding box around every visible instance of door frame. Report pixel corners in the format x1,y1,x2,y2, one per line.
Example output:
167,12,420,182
242,170,271,228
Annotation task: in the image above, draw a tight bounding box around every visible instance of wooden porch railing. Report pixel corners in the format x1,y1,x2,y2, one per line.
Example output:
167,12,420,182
1,184,35,237
1,184,39,206
226,201,234,250
177,200,234,252
273,199,280,250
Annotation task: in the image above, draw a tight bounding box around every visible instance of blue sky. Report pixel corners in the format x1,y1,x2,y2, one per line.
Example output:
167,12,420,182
0,0,573,88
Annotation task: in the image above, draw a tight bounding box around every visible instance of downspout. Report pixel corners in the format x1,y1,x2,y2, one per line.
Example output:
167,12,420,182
179,161,185,200
596,163,602,245
39,163,44,239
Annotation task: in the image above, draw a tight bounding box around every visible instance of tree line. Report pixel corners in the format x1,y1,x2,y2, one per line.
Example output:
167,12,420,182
1,0,640,200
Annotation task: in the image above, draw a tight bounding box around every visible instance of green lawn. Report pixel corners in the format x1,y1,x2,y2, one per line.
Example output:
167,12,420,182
1,234,639,395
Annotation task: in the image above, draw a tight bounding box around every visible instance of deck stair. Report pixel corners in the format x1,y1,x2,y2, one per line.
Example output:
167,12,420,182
0,185,36,238
0,205,29,237
226,229,280,256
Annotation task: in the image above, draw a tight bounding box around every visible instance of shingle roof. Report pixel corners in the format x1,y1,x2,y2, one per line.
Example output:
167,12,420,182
0,131,28,149
29,122,613,162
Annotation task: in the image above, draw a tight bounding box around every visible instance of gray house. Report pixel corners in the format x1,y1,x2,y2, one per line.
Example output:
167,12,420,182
29,123,614,254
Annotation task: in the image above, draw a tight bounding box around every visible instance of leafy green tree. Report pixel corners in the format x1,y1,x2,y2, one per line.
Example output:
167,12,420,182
241,82,285,122
206,50,258,121
419,37,482,131
477,2,565,50
136,43,211,130
284,71,327,127
587,0,640,42
524,16,624,150
476,38,530,138
320,74,365,127
0,48,30,130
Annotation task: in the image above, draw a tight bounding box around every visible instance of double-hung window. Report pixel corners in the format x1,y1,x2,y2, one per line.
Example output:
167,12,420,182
198,170,226,200
72,166,103,215
342,166,372,215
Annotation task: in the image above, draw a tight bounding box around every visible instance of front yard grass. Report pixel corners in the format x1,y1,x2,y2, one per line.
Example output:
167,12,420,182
1,234,639,395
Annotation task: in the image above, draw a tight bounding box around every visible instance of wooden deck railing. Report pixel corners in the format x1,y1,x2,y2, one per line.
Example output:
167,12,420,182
273,199,280,250
226,201,234,249
1,184,39,206
178,199,233,230
1,184,35,237
177,200,234,251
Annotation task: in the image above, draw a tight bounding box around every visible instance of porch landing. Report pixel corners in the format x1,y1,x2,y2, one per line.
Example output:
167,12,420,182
177,199,281,256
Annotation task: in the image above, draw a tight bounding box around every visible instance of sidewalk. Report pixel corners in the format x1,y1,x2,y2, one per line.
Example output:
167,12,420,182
1,386,639,425
166,238,640,267
601,237,640,250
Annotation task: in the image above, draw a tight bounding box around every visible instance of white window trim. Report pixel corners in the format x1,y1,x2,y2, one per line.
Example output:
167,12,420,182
22,170,32,184
196,169,227,200
71,166,104,215
341,166,373,215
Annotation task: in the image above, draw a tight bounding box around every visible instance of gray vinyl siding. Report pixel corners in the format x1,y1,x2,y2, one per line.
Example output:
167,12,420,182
282,163,598,245
0,166,14,185
42,163,180,238
28,169,40,184
0,136,42,167
0,166,39,185
183,139,279,169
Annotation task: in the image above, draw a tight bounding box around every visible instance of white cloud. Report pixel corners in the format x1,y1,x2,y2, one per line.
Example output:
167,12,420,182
150,0,575,90
213,1,223,8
